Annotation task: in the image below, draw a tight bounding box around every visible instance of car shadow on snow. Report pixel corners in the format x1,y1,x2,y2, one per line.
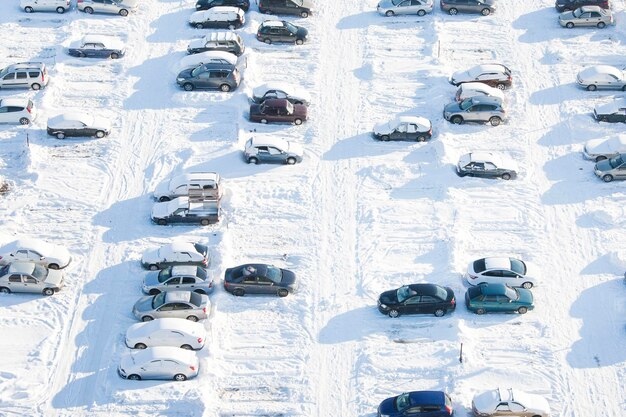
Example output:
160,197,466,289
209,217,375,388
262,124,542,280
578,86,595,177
125,54,178,110
512,8,574,44
0,292,43,308
579,255,626,276
567,278,626,368
185,149,285,179
147,8,195,43
529,83,580,106
323,133,419,160
336,11,432,30
536,117,606,147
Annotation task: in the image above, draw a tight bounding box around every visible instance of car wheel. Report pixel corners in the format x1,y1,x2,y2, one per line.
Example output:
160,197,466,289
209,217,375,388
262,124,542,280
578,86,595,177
521,282,533,289
119,9,128,16
148,264,159,271
566,22,574,28
233,288,245,296
595,156,607,162
200,219,210,226
195,23,204,29
300,11,309,18
475,308,486,315
183,83,194,91
294,118,303,125
496,83,506,90
220,84,231,92
385,10,394,17
0,287,11,294
587,84,597,91
56,6,65,13
110,52,119,59
56,132,65,139
31,83,41,90
42,288,54,296
264,38,272,45
174,373,187,382
48,263,60,270
295,39,304,45
451,116,463,125
597,22,606,29
19,118,30,125
602,174,614,182
448,8,458,15
501,173,511,180
388,309,400,318
417,10,426,16
134,343,147,349
286,157,297,165
260,118,268,124
489,116,501,126
84,7,94,14
277,289,289,297
24,6,34,13
481,8,490,16
157,219,167,226
95,130,106,138
417,135,427,142
141,316,154,322
248,157,259,165
186,315,199,322
434,308,445,317
180,344,193,350
148,289,160,296
158,196,173,203
128,374,141,380
518,306,528,314
380,135,390,141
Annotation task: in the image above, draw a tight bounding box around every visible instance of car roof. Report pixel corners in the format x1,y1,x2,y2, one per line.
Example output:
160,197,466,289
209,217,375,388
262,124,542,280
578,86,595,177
163,291,192,303
478,283,509,295
166,241,198,253
253,82,310,100
8,262,36,274
580,65,622,78
407,391,446,406
248,136,290,148
129,318,203,336
4,61,44,70
260,20,286,27
262,98,290,108
170,265,199,276
467,152,517,168
395,116,432,128
483,257,513,270
407,283,444,296
194,6,242,17
579,5,604,12
48,112,93,126
466,96,503,105
468,64,510,76
201,31,241,42
179,51,237,67
131,346,197,363
0,97,29,107
12,238,53,254
82,35,122,46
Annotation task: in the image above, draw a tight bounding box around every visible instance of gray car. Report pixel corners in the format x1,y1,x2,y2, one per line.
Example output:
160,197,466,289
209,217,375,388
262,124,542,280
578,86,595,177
176,63,240,92
377,0,434,17
559,5,613,28
443,96,505,126
594,153,626,182
132,290,209,322
142,265,215,295
440,0,496,16
0,262,64,296
77,0,138,16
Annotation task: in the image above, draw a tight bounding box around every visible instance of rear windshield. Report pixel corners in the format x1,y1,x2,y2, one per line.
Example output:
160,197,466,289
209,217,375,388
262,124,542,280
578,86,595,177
473,259,486,273
190,291,203,307
509,258,526,275
193,243,207,256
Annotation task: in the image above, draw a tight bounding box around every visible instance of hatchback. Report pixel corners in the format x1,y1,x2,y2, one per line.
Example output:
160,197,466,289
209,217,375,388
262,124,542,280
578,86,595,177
465,283,534,315
559,5,613,28
125,318,207,350
377,391,454,417
77,0,137,16
583,137,626,162
465,257,536,289
176,63,240,92
249,98,307,124
377,0,434,17
443,96,505,126
256,20,308,45
472,388,551,417
244,137,304,164
594,153,626,182
252,83,311,105
555,0,609,12
440,0,496,16
0,238,71,269
153,172,222,202
456,152,518,180
142,265,214,295
377,283,456,318
187,31,245,55
223,263,297,297
118,346,199,381
132,290,209,322
196,0,250,12
0,262,64,296
141,241,210,271
47,112,112,139
21,0,70,13
68,35,125,59
0,98,35,125
258,0,313,18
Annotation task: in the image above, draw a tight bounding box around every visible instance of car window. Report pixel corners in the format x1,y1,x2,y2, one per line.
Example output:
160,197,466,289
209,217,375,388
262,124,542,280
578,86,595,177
25,277,38,284
405,407,423,413
405,296,421,304
496,295,511,303
484,162,497,170
158,269,173,283
484,295,497,302
174,303,192,310
257,277,273,285
2,73,15,80
399,0,411,6
496,403,511,411
28,71,40,78
268,147,282,155
164,277,180,285
16,72,28,79
8,275,22,283
158,303,175,311
243,276,257,284
501,270,517,278
484,270,501,276
182,277,196,284
420,296,437,303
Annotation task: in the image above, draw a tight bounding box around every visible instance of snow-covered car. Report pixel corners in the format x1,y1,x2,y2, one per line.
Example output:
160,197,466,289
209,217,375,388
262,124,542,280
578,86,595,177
256,20,308,45
196,0,250,11
443,96,506,126
21,0,70,13
142,265,215,295
455,82,504,102
118,346,199,381
141,241,210,271
47,112,112,139
186,31,245,55
449,64,512,90
151,197,220,226
594,153,626,182
132,290,209,322
0,98,35,125
244,137,304,165
377,0,434,17
77,0,138,16
189,7,245,29
68,35,126,59
593,99,626,123
576,65,626,91
0,238,71,269
153,172,222,202
372,116,432,142
0,262,64,296
583,137,626,162
456,152,518,180
125,318,207,350
251,83,311,106
465,257,536,289
472,388,550,417
177,51,237,72
559,5,613,28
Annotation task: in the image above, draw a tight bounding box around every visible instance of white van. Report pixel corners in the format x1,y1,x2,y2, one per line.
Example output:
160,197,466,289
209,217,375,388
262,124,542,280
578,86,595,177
21,0,70,13
189,7,245,30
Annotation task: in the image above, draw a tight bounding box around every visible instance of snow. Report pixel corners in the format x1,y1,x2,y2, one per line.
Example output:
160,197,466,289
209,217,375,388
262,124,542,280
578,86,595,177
0,0,625,416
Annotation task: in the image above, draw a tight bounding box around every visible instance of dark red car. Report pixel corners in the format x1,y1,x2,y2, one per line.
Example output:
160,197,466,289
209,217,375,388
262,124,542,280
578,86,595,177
555,0,609,13
249,98,307,125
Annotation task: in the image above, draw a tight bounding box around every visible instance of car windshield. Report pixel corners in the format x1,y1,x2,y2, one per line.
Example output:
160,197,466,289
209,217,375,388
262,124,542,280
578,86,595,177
191,66,204,77
609,155,625,168
285,22,298,33
572,8,583,18
0,265,9,276
266,266,282,284
152,292,166,308
292,0,303,5
32,265,47,280
158,268,173,283
391,0,403,5
0,68,7,78
509,258,526,275
504,286,518,300
459,98,473,110
396,285,413,303
395,393,410,411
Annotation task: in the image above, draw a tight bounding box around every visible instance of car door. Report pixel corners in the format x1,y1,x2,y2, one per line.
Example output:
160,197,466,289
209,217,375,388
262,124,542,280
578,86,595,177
242,275,259,293
402,295,422,314
418,295,439,314
283,0,300,15
93,43,108,58
588,11,601,26
163,277,182,290
6,275,25,293
262,105,279,122
406,123,420,141
141,360,163,379
495,295,513,312
464,104,482,121
161,360,180,379
156,302,177,317
483,162,499,178
457,0,471,13
611,109,626,122
500,269,521,286
256,276,275,294
481,269,502,283
0,105,9,123
23,275,42,293
14,71,30,88
103,0,119,13
171,208,187,223
397,0,413,14
615,161,626,179
402,405,424,417
181,276,198,291
1,72,16,88
11,249,32,262
172,302,193,319
267,146,286,163
175,251,194,265
390,123,406,140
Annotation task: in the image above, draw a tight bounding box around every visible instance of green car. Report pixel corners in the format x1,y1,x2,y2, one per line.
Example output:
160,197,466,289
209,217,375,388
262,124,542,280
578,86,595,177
465,283,534,315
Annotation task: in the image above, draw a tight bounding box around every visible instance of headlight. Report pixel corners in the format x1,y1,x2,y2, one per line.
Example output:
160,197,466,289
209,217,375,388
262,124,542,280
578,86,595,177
177,78,184,82
380,304,388,309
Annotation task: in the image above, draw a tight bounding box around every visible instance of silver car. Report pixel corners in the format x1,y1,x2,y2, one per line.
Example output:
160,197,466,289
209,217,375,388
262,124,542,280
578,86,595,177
443,96,505,126
77,0,138,16
559,5,613,28
118,346,199,381
594,153,626,182
377,0,434,17
142,265,215,295
576,65,626,91
132,290,209,322
0,262,64,296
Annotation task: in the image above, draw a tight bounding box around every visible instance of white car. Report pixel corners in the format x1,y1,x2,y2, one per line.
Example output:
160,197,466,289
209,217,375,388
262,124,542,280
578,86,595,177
455,82,504,102
21,0,70,13
0,262,64,296
153,172,222,202
0,98,36,125
576,65,626,91
176,51,237,73
465,257,536,289
372,116,432,142
141,241,210,270
252,82,311,106
0,238,71,269
377,0,434,17
78,0,138,16
472,388,550,417
47,112,112,139
125,318,207,350
118,346,199,381
583,137,626,162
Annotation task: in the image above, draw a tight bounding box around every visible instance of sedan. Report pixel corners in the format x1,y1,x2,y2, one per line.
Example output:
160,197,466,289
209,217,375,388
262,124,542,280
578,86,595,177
141,241,209,271
244,137,304,165
223,264,297,297
465,283,534,315
0,262,63,296
377,283,456,318
593,99,626,123
377,0,434,17
118,346,199,381
555,0,609,13
465,257,536,289
377,390,454,417
456,152,518,180
372,116,432,142
472,388,550,417
594,153,626,182
125,318,207,350
577,65,626,91
559,5,613,28
195,0,250,11
68,35,125,59
249,98,307,125
0,238,71,269
252,83,311,106
142,265,214,295
449,64,512,90
77,0,138,16
132,290,209,322
583,137,626,162
47,112,112,139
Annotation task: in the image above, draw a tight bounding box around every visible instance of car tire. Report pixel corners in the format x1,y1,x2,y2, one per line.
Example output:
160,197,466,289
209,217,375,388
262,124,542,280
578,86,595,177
110,52,119,59
451,116,463,125
148,289,160,296
183,83,194,91
128,374,141,380
388,309,400,318
587,84,597,91
286,157,297,165
481,8,490,16
385,10,394,17
597,22,606,29
0,287,11,294
595,156,607,162
134,343,147,349
248,157,259,165
294,118,303,125
566,22,574,28
148,264,159,271
220,84,231,92
31,83,41,90
277,289,289,297
56,132,65,139
380,135,390,141
56,7,66,13
521,282,533,289
186,315,199,322
180,344,193,350
43,288,55,296
48,263,60,270
448,8,458,15
300,11,309,18
501,173,511,180
19,118,30,125
418,10,426,16
489,117,501,126
159,196,172,203
434,308,445,317
602,174,614,182
119,9,129,16
200,219,210,226
295,39,304,45
95,130,106,138
457,171,467,177
496,83,506,90
417,135,427,142
518,306,528,314
260,118,268,124
174,373,187,382
233,288,245,296
475,308,486,315
25,6,34,13
141,316,154,322
264,38,272,45
84,7,94,14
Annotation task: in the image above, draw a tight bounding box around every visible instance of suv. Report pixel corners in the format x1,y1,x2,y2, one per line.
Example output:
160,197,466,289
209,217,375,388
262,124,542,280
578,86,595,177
443,96,505,126
0,98,36,125
244,137,304,165
258,0,313,18
249,98,307,124
257,20,308,45
196,0,250,11
153,172,222,202
0,62,48,90
77,0,138,16
555,0,609,12
187,31,245,56
440,0,496,16
176,63,240,92
21,0,70,13
151,197,220,226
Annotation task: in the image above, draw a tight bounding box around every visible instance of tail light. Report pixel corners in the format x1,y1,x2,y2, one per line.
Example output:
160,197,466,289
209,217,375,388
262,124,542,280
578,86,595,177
450,298,456,306
190,366,196,371
208,281,213,288
445,405,453,415
197,338,203,343
78,0,83,2
202,307,206,313
508,75,512,81
202,258,207,265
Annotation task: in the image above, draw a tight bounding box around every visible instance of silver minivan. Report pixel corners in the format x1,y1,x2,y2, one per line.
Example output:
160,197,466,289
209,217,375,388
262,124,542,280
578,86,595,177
0,62,49,90
594,153,626,182
21,0,70,13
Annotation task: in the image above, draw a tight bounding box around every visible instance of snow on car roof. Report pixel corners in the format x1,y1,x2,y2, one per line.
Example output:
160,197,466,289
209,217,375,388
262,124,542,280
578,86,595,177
483,257,513,270
128,318,203,337
174,172,220,184
594,98,626,114
579,65,622,79
468,64,509,76
82,35,123,47
166,241,198,253
192,6,242,20
0,97,30,107
249,136,290,149
395,116,431,129
48,113,93,127
8,262,36,274
131,346,196,363
200,31,241,42
178,51,237,69
164,291,192,303
171,265,199,276
468,152,517,169
252,82,310,100
260,20,286,27
11,238,53,254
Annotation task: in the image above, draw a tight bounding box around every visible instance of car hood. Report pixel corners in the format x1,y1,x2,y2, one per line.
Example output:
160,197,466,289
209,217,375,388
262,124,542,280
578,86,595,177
296,27,308,38
450,70,471,84
153,179,171,199
133,296,154,313
378,289,398,305
559,11,575,20
595,159,613,172
377,397,396,416
177,68,194,80
280,269,297,286
143,271,161,288
373,121,392,135
444,102,463,113
44,269,64,287
141,248,160,264
516,288,533,304
119,351,136,371
151,201,172,219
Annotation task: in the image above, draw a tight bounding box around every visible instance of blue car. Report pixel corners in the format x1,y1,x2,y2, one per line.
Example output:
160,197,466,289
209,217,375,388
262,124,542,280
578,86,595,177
377,390,453,417
68,35,126,59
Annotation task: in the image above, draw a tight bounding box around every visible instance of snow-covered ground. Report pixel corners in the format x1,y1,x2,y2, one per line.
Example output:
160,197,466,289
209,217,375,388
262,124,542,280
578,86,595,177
0,0,625,416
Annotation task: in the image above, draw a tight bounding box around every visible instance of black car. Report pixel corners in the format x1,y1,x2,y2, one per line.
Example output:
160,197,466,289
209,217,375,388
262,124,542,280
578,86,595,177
223,264,297,297
196,0,250,11
377,391,454,417
256,20,308,45
594,101,626,123
258,0,313,18
377,284,456,318
46,112,112,139
555,0,609,13
456,152,518,180
68,35,125,59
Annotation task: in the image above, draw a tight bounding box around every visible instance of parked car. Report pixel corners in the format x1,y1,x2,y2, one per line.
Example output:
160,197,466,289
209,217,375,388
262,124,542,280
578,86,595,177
177,51,237,72
189,7,245,29
0,262,63,296
187,31,245,56
443,96,505,126
68,35,125,59
593,99,626,123
256,20,308,45
258,0,313,18
378,0,434,16
455,82,504,102
449,64,512,90
244,137,304,164
583,137,626,162
440,0,496,15
472,388,550,417
47,112,112,139
223,263,297,297
555,0,609,13
0,98,35,125
153,172,222,202
249,98,307,124
151,197,220,226
252,83,311,106
456,152,518,180
0,61,49,90
141,242,210,271
142,265,214,295
465,283,534,314
77,0,138,16
176,62,240,92
576,65,626,91
465,257,536,289
377,391,454,417
594,153,626,182
377,283,456,318
372,116,432,142
132,290,209,322
118,346,199,381
125,318,207,350
559,5,613,28
21,0,70,13
195,0,250,12
0,238,71,269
